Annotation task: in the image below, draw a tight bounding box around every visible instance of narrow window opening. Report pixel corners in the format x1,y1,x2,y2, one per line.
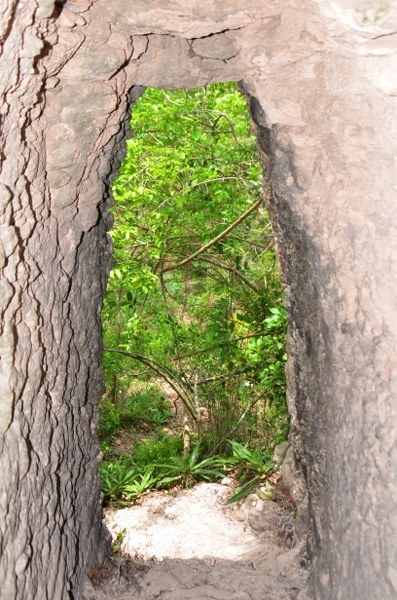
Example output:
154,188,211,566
99,82,290,533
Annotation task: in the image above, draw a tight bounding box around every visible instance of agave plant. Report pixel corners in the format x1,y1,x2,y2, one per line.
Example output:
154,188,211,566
123,468,159,501
99,458,138,503
227,440,274,503
155,443,229,488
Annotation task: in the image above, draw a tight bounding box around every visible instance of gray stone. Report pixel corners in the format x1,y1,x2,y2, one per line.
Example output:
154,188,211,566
248,499,281,533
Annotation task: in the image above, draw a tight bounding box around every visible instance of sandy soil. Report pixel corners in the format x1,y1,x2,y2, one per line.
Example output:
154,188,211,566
83,481,310,600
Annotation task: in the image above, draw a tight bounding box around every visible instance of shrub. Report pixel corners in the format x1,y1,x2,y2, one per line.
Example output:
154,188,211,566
98,385,173,443
119,387,173,428
132,434,184,468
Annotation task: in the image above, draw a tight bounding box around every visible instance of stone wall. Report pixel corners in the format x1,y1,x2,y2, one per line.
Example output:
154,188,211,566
1,1,396,598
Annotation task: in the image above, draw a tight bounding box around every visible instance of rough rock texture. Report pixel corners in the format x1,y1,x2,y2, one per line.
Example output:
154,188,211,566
1,1,397,599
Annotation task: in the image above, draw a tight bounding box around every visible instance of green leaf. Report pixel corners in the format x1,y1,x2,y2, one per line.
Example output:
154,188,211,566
102,82,288,468
227,476,261,503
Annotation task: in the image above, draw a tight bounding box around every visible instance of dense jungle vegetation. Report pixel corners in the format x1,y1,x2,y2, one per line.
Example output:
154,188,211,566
100,83,289,504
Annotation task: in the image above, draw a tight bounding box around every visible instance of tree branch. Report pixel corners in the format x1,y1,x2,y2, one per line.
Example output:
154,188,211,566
103,348,197,421
170,333,264,362
190,176,245,189
196,367,254,385
161,195,263,274
197,256,259,293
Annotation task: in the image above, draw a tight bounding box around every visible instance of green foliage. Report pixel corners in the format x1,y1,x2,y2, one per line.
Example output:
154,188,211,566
100,82,290,505
120,388,173,428
98,398,122,440
155,443,229,488
99,438,277,505
99,440,229,503
123,468,159,501
229,440,273,472
98,385,173,442
240,304,289,449
112,528,127,556
227,440,274,503
132,434,184,466
100,460,160,504
99,457,137,503
99,434,185,503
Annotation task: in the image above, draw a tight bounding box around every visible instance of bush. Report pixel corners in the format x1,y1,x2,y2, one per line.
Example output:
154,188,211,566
98,398,121,440
98,385,173,442
99,456,137,502
120,387,173,428
132,434,184,468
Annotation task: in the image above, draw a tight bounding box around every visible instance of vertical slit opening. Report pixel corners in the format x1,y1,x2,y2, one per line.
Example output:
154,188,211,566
99,83,292,554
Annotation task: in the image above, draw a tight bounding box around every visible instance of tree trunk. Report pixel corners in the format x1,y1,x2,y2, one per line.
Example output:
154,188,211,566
0,3,115,597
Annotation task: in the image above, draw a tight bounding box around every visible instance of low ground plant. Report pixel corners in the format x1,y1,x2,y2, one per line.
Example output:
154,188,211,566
154,443,230,488
227,440,275,503
99,439,230,504
132,434,184,466
122,468,159,501
98,385,173,444
99,457,137,503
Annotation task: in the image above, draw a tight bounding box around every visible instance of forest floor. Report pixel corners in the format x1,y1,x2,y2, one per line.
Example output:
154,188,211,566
83,480,310,600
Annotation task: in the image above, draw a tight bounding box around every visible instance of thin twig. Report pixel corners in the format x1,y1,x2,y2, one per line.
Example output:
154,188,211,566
210,394,266,456
103,348,197,420
161,195,263,274
197,256,259,293
170,333,264,362
195,367,254,385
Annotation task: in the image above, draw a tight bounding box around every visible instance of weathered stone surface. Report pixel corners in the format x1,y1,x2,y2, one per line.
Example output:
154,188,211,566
1,1,397,598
